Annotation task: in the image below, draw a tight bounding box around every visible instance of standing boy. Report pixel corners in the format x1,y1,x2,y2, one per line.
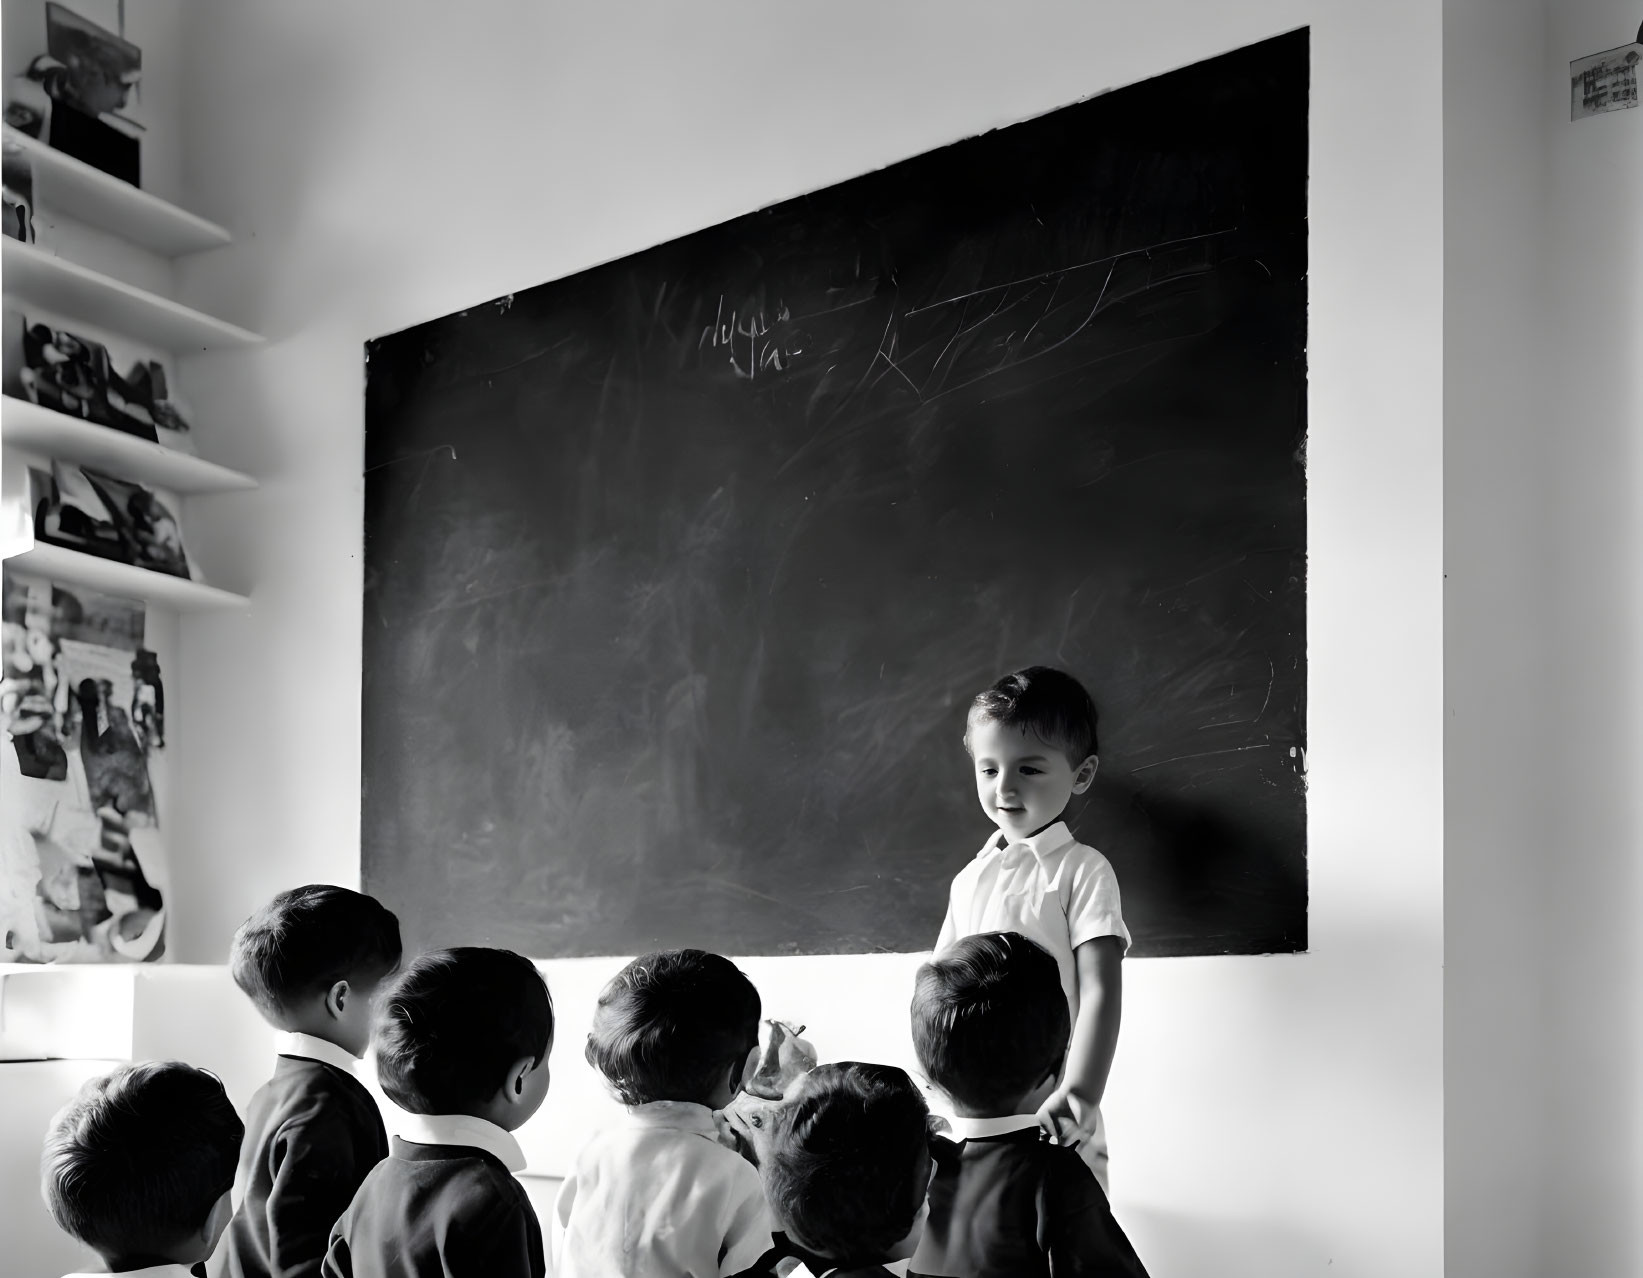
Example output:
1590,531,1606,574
42,1060,245,1278
323,946,554,1278
226,885,402,1278
937,666,1129,1189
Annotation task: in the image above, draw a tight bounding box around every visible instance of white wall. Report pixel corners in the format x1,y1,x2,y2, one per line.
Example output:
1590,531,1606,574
1441,2,1549,1275
1444,1,1643,1275
1536,3,1643,1275
155,4,1447,1276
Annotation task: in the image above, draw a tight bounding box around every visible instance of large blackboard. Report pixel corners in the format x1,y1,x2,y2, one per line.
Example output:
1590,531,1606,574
362,32,1308,959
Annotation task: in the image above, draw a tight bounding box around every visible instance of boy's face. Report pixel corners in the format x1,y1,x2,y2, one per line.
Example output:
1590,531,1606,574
967,715,1096,839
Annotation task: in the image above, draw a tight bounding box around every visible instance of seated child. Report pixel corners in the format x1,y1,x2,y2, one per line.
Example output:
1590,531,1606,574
553,948,776,1278
938,665,1131,1190
322,946,554,1278
225,884,402,1278
907,931,1149,1278
42,1060,244,1278
737,1061,934,1278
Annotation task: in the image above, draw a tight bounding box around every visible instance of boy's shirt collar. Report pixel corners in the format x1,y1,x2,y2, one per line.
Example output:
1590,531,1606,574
395,1111,527,1172
946,1112,1043,1141
620,1098,743,1151
986,819,1074,857
979,821,1076,914
276,1030,361,1073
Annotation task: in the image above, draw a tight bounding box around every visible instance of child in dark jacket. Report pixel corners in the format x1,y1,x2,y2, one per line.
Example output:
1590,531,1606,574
225,885,402,1278
908,931,1150,1278
322,946,554,1278
734,1061,935,1278
42,1060,244,1278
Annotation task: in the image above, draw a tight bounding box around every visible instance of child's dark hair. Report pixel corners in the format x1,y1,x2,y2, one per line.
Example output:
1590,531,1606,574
912,931,1071,1114
585,949,761,1106
965,665,1099,765
229,884,402,1022
375,947,554,1114
762,1062,932,1264
41,1060,243,1259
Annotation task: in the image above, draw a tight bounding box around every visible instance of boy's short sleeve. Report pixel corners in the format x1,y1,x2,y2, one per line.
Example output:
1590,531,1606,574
935,894,958,953
1064,845,1131,954
717,1155,778,1275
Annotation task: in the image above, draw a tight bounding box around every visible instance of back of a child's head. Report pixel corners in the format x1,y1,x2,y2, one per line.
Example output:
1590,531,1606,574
966,665,1099,764
585,948,761,1106
912,931,1071,1114
41,1060,243,1263
375,946,554,1113
229,883,402,1023
762,1062,932,1265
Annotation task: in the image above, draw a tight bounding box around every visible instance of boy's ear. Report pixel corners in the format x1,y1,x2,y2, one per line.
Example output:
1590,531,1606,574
503,1054,538,1104
324,978,351,1021
1070,754,1099,794
737,1043,760,1090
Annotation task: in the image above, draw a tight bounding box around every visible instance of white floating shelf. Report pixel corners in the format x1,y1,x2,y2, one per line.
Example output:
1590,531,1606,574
3,397,256,494
2,239,261,352
5,543,249,612
2,127,231,258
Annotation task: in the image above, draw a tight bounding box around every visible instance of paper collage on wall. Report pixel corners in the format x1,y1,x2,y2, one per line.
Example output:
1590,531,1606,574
1,575,167,962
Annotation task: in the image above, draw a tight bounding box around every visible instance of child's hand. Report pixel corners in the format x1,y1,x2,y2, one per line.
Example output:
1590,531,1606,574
1036,1087,1096,1148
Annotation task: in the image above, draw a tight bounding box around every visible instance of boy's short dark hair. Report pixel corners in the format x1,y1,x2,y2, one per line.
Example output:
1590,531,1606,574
585,949,761,1106
965,665,1099,764
41,1060,243,1259
375,947,554,1114
762,1062,932,1265
912,931,1071,1114
229,884,402,1021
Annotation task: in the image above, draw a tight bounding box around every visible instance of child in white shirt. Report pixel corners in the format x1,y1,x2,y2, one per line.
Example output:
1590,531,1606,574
936,666,1131,1191
553,948,776,1278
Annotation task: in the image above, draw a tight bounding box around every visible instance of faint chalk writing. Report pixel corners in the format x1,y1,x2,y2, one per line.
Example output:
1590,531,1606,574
699,296,804,379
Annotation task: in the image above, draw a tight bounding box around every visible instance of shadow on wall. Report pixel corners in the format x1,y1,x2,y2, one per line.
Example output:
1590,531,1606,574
1122,1207,1341,1278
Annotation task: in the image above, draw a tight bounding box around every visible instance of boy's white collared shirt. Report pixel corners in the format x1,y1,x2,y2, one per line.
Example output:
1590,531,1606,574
395,1111,527,1172
936,820,1125,1194
936,819,1130,1025
552,1099,775,1278
275,1030,361,1073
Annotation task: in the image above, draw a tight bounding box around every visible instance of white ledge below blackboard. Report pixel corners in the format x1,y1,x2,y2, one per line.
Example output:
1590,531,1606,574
4,543,249,612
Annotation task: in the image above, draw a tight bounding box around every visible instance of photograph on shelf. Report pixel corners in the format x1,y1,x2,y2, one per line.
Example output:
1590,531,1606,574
12,3,146,185
2,141,36,243
1,574,168,962
4,73,52,139
5,310,199,452
31,462,198,580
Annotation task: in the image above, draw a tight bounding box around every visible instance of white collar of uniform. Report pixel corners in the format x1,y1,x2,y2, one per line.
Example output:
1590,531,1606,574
621,1098,720,1132
988,819,1074,858
947,1113,1042,1141
276,1030,361,1073
622,1099,747,1152
63,1267,196,1278
396,1112,526,1172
